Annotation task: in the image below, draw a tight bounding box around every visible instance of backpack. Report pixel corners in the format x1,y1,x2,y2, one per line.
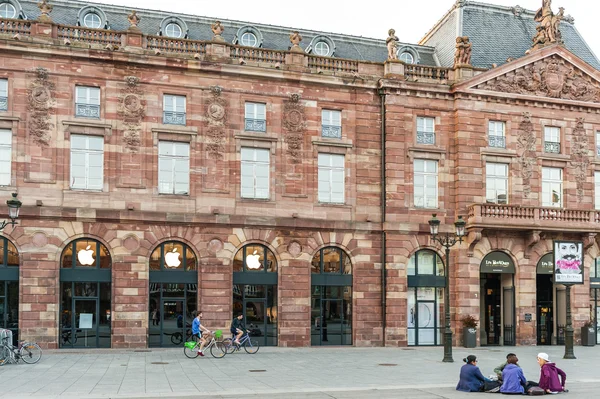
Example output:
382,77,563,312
528,386,545,396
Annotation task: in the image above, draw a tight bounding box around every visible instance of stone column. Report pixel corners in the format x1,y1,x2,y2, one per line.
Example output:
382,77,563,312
278,250,311,347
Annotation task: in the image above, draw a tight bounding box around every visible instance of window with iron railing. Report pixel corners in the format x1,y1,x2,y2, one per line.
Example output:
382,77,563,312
596,132,600,157
488,121,506,148
544,126,561,154
321,109,342,138
244,102,266,132
0,79,7,111
416,117,435,145
75,86,101,119
163,94,186,125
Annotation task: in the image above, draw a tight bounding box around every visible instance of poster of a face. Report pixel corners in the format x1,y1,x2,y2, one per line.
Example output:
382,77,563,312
553,241,584,284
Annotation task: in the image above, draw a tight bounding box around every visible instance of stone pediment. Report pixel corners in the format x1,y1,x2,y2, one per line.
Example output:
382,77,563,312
455,46,600,104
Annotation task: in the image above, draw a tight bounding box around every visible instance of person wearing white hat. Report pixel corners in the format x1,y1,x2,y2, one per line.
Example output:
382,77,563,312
536,352,567,394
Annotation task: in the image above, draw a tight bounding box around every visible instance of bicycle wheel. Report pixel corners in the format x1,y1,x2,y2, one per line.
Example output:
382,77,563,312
210,341,227,358
183,343,199,359
221,338,235,354
19,343,42,364
243,339,260,354
171,332,183,345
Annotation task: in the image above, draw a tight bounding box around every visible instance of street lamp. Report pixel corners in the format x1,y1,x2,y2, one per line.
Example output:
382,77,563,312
428,213,466,363
0,193,22,231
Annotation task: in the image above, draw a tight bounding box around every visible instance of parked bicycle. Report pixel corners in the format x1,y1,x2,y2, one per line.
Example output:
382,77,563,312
183,330,226,359
171,328,193,345
0,336,43,366
222,332,260,354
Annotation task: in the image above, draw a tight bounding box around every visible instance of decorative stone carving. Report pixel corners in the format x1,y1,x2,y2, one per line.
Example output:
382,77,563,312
287,241,302,258
205,86,227,160
386,29,398,61
467,229,482,257
117,76,146,152
524,230,541,259
476,55,600,102
570,118,590,203
453,36,472,68
37,0,53,22
563,14,574,24
516,112,536,198
512,5,524,16
208,238,224,254
582,233,597,250
27,67,55,147
211,21,225,42
283,94,306,163
532,0,565,48
289,31,303,53
127,10,140,28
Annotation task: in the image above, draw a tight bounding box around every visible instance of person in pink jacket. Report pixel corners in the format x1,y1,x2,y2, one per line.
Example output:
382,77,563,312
537,352,567,394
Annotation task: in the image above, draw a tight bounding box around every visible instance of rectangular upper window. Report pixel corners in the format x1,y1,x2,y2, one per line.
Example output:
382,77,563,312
163,94,186,125
241,147,269,199
485,162,508,204
416,117,435,145
321,109,342,139
596,132,600,157
0,79,7,111
596,172,600,211
75,86,101,119
318,153,345,204
244,102,266,132
488,121,506,148
0,129,11,186
414,159,438,208
541,167,562,207
70,134,104,191
158,141,190,195
544,126,561,154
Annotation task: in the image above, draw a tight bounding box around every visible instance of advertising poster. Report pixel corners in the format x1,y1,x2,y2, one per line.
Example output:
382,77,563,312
553,241,584,284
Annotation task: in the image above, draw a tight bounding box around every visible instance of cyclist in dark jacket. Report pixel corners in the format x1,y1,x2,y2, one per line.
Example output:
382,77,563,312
230,313,246,345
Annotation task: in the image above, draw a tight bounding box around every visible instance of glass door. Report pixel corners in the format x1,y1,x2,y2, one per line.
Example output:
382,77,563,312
73,299,97,348
0,281,18,345
162,299,184,347
311,286,352,346
245,298,266,341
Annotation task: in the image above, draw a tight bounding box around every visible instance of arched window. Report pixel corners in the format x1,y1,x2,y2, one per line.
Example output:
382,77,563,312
83,12,102,29
233,244,278,346
234,26,263,48
399,52,414,64
311,247,352,346
407,249,444,346
149,241,198,347
307,35,335,57
165,23,182,38
60,238,111,348
0,2,16,19
0,237,19,344
159,16,188,39
241,32,257,47
314,41,330,56
77,6,108,30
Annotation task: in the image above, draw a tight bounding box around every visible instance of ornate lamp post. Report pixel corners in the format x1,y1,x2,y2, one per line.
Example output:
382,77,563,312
0,193,22,231
428,213,466,363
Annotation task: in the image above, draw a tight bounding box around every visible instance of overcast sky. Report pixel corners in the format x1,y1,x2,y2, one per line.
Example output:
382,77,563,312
91,0,600,60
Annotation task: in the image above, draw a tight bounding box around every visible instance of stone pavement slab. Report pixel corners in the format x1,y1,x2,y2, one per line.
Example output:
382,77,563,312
0,345,598,398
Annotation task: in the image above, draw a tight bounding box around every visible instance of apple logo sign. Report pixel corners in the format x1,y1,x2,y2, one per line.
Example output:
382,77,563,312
77,245,95,266
165,248,181,268
246,250,262,270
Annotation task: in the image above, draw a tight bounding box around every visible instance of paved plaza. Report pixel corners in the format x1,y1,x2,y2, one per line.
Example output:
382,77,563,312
0,345,599,398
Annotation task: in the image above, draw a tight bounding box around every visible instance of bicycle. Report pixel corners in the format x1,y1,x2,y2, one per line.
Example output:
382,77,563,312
222,331,260,354
171,328,192,345
183,330,226,359
0,337,43,366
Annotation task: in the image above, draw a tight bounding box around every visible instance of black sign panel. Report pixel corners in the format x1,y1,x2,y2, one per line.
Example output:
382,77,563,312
536,253,554,275
480,251,515,274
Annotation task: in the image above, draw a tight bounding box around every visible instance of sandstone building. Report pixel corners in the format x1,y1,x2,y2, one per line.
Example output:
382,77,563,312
1,0,599,349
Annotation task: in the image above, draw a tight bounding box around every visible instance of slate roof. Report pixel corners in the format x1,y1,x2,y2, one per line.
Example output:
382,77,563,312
419,1,600,70
14,0,439,66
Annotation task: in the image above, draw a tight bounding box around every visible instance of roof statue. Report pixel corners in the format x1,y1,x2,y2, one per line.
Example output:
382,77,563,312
289,31,303,53
211,21,225,42
127,10,141,28
37,0,53,22
453,36,472,68
532,0,565,49
386,29,398,60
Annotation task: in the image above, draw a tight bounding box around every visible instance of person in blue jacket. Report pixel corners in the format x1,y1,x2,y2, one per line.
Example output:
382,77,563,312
500,354,527,394
456,354,493,392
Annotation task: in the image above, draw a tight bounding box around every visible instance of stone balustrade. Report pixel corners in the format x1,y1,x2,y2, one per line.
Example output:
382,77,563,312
56,24,122,46
0,18,31,36
146,35,207,55
404,64,451,83
307,55,359,73
230,45,286,65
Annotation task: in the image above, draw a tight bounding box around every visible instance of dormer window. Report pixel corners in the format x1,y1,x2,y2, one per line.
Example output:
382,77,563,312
314,41,330,56
307,35,335,57
83,12,102,29
234,26,263,48
159,16,189,39
241,32,257,47
399,52,414,64
0,2,16,19
77,6,108,30
397,46,420,64
165,23,182,38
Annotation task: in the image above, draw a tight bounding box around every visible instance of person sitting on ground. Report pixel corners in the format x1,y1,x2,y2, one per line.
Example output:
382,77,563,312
230,313,246,345
500,354,526,395
456,355,494,392
536,352,567,394
494,352,518,381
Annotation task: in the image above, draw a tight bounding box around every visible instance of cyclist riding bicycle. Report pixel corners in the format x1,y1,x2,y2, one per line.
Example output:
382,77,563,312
230,313,246,345
191,310,212,357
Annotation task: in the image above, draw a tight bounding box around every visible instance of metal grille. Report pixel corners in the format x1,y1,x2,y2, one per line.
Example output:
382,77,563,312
545,141,560,153
417,131,435,145
321,125,341,138
245,118,266,132
503,325,514,346
488,135,506,148
0,96,6,111
75,104,100,119
163,111,186,125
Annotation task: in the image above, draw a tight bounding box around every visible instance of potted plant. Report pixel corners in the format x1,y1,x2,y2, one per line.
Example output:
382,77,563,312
581,319,596,347
461,315,478,348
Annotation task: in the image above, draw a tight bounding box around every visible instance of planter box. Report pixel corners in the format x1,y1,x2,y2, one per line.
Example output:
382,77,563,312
463,327,477,348
581,327,596,346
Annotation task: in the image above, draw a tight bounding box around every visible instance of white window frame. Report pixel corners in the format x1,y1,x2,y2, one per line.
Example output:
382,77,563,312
595,172,600,211
75,86,101,118
158,141,190,195
596,132,600,157
83,12,102,29
488,121,506,148
0,3,16,19
321,109,342,138
544,126,561,153
541,167,563,208
70,134,104,191
414,159,438,209
240,32,258,47
416,117,435,145
0,79,7,111
165,23,182,38
485,162,509,204
244,102,266,132
399,52,414,64
318,153,345,204
0,129,11,186
163,94,186,125
314,41,330,56
241,148,270,199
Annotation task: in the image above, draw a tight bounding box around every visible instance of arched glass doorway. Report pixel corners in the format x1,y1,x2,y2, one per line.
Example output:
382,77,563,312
233,244,278,346
480,251,515,346
310,247,352,346
407,249,444,346
0,237,19,345
60,238,112,348
536,252,569,345
149,241,197,347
